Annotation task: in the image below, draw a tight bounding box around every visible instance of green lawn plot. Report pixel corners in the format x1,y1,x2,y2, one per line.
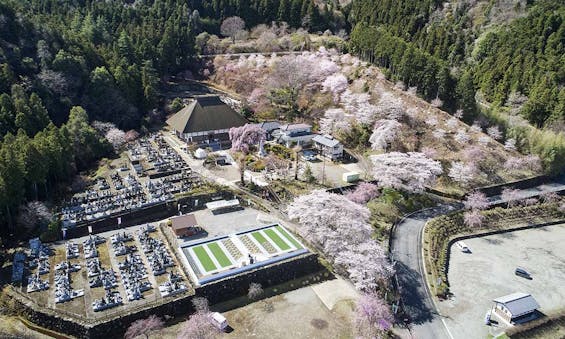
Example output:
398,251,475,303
264,228,290,251
192,245,217,272
207,242,232,267
275,226,303,249
251,231,277,253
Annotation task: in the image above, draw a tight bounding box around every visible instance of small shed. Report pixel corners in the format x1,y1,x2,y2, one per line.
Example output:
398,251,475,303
170,214,199,238
493,292,540,325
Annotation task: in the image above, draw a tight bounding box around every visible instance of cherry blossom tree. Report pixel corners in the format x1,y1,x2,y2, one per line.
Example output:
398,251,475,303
340,90,377,125
346,182,380,204
425,116,438,127
375,91,405,120
463,210,484,228
540,191,560,204
354,293,394,338
431,97,443,108
504,155,542,173
319,108,350,134
125,315,164,339
220,16,245,42
487,126,503,140
420,147,438,159
521,197,538,206
462,146,486,163
105,127,126,151
501,188,521,207
369,152,443,193
454,129,470,144
478,135,490,146
369,119,401,151
288,190,393,290
177,312,218,339
448,161,478,186
454,109,464,119
322,73,348,103
464,191,489,210
125,130,139,142
504,138,517,150
470,122,482,133
248,282,264,300
229,124,266,184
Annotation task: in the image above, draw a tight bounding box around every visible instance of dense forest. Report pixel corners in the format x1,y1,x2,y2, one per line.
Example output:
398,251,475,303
0,0,563,237
349,0,564,130
0,0,334,235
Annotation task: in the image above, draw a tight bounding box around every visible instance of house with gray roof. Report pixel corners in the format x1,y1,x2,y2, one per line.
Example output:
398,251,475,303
312,134,343,161
274,123,315,147
166,95,248,148
493,292,540,325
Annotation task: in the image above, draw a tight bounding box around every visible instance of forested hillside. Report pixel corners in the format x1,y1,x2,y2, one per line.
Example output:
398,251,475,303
349,0,564,130
0,0,337,234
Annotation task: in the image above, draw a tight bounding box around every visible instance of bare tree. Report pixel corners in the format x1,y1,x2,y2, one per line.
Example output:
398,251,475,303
220,16,245,43
248,282,264,300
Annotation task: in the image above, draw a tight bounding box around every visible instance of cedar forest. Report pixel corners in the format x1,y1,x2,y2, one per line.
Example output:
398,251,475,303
0,0,563,234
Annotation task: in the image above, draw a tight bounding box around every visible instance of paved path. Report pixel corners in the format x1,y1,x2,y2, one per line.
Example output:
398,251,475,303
391,205,459,339
487,175,565,205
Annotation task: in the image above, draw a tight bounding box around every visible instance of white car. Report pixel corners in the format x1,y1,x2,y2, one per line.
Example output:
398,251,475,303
455,241,471,253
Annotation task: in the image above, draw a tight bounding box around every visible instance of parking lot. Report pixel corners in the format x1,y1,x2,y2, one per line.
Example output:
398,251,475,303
439,224,565,338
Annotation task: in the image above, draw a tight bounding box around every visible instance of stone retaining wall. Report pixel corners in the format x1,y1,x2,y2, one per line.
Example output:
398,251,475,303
12,253,324,338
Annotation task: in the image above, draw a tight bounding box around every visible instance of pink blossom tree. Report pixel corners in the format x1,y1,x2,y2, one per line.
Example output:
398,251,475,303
322,73,348,103
487,126,503,140
432,128,447,140
470,122,482,133
177,312,218,339
454,109,464,119
431,97,443,108
229,124,266,184
345,182,380,204
288,190,393,290
463,210,484,228
354,293,394,338
105,128,126,151
454,129,470,144
504,138,517,150
369,119,401,151
319,108,350,134
125,315,164,339
446,117,459,130
464,191,489,210
448,161,478,186
125,130,139,142
220,16,245,42
369,152,443,193
501,188,521,207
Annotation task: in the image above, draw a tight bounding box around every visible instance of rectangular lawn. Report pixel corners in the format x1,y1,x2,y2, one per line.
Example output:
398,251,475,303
276,226,302,249
192,245,216,272
207,243,232,267
251,231,269,248
264,229,290,251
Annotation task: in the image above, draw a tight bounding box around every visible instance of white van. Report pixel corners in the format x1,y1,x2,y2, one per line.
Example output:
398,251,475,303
208,312,228,331
455,241,471,253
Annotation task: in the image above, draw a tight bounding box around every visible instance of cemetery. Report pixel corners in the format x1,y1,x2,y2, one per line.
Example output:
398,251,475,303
13,223,191,320
60,133,202,229
180,224,308,285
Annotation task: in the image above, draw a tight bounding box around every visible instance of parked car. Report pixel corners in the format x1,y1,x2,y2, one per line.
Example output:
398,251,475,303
208,312,228,331
515,267,532,279
301,150,317,161
484,310,492,325
455,241,471,253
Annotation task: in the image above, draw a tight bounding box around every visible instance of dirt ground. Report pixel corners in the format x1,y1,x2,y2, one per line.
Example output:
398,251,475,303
157,282,356,339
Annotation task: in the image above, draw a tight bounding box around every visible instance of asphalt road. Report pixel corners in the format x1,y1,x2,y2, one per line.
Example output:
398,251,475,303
392,205,459,339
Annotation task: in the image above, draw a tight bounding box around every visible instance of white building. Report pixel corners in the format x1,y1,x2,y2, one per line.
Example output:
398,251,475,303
492,292,540,325
275,123,314,147
312,134,343,161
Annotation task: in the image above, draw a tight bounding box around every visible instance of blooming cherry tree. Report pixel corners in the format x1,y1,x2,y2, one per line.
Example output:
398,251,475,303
454,109,464,119
464,191,489,210
369,119,402,151
355,293,394,338
504,138,517,150
463,210,484,228
229,124,266,184
454,129,470,144
487,126,503,140
346,182,380,204
448,161,478,186
501,188,521,207
370,152,443,193
322,73,348,103
125,315,164,339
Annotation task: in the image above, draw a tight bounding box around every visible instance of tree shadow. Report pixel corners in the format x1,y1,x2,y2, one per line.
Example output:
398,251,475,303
394,261,435,325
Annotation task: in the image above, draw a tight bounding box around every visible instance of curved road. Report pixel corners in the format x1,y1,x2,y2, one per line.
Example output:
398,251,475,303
392,176,565,339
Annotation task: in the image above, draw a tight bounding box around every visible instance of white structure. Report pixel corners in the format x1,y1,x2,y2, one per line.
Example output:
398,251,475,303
312,134,343,161
493,292,540,325
275,123,314,147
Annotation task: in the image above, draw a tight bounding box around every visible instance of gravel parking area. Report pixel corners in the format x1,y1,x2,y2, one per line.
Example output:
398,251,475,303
439,224,565,338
